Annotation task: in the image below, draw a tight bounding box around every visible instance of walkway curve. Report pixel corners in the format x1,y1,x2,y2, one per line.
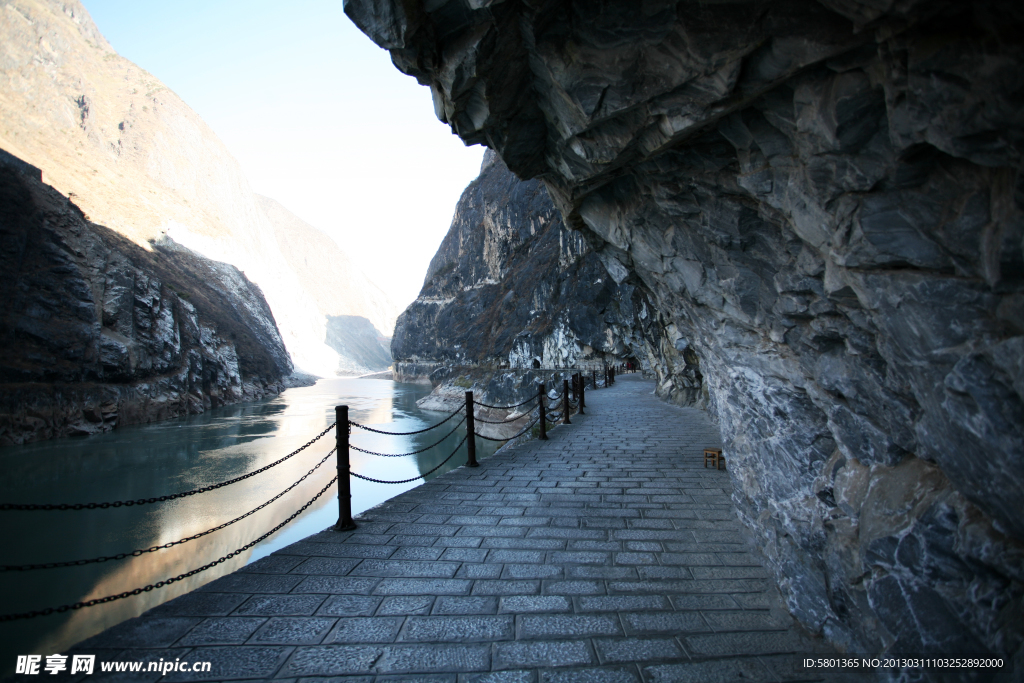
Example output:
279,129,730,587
65,375,866,682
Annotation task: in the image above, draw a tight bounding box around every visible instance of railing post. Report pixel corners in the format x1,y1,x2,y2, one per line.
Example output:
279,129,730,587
538,383,547,440
562,378,571,424
593,370,597,390
465,390,478,467
579,374,585,414
335,405,356,531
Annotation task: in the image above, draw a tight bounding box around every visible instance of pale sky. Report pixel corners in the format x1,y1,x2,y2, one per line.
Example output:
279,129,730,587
81,0,485,312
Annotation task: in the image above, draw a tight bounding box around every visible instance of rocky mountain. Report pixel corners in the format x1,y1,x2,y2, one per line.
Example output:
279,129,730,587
0,0,399,378
393,150,656,384
349,0,1024,669
0,150,291,444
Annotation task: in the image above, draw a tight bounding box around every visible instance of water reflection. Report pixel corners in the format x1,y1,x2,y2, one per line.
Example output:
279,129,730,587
0,378,498,670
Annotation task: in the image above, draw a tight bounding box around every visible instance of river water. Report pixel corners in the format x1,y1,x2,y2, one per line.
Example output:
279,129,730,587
0,378,499,668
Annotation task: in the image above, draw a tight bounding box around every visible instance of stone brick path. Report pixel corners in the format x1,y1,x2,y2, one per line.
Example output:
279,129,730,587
70,374,863,682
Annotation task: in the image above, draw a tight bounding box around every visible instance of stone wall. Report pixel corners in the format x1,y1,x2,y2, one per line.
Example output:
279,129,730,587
348,0,1024,667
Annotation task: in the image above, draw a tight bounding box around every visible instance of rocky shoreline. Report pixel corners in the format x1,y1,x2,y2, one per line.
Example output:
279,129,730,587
0,151,295,445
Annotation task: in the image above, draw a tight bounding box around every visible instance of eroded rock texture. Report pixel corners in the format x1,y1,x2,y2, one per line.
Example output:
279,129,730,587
0,151,293,444
393,150,656,382
348,0,1024,666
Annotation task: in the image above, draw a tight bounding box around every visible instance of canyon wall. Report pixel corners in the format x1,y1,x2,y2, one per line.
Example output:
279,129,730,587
348,0,1024,668
0,0,399,377
0,151,291,444
393,149,660,385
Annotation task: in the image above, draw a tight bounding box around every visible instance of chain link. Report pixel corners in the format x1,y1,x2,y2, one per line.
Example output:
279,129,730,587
476,417,540,442
350,434,468,484
1,449,336,572
350,416,467,458
475,395,539,410
0,475,338,621
0,423,337,512
349,402,465,436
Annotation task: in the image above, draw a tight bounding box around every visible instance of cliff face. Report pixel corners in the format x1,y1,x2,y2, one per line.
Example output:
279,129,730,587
0,0,399,376
0,151,291,444
348,0,1024,665
393,150,655,381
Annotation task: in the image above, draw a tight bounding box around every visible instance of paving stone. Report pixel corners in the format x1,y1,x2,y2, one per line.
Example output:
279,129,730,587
472,580,541,595
576,596,670,612
162,646,292,681
178,617,267,646
249,617,336,644
440,547,489,562
621,611,708,635
518,615,621,639
374,579,473,595
377,595,435,616
233,595,327,616
498,596,572,613
487,549,546,563
324,617,403,643
540,668,639,683
281,645,382,676
493,641,594,669
457,563,505,579
593,637,683,662
503,564,563,579
241,555,305,574
461,670,535,683
400,616,514,642
350,560,461,578
375,644,491,673
542,580,605,596
433,596,499,615
482,537,565,550
293,576,379,594
315,595,382,617
701,609,792,631
289,557,362,575
684,630,804,656
641,658,774,683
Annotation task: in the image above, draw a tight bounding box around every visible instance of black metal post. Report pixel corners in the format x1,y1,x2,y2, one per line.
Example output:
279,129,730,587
579,374,585,414
335,405,356,531
593,370,597,390
538,383,547,440
465,390,478,467
562,378,571,424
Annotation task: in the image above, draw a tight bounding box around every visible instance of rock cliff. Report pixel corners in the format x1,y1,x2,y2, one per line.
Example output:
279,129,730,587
0,0,399,377
0,151,292,444
393,150,655,381
348,0,1024,668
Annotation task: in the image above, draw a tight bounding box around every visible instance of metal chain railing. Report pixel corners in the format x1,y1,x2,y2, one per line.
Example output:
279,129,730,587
0,475,338,622
349,402,465,435
475,395,539,410
0,423,336,512
476,417,540,442
350,434,468,485
1,449,337,572
350,416,467,458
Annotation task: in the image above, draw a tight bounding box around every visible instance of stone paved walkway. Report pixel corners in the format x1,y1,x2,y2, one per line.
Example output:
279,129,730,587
69,374,862,682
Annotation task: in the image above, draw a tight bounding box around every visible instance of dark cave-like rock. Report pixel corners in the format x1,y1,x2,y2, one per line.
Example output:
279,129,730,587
348,0,1024,666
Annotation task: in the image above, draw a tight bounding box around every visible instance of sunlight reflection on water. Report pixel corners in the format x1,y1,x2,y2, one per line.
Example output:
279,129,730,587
0,378,498,669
